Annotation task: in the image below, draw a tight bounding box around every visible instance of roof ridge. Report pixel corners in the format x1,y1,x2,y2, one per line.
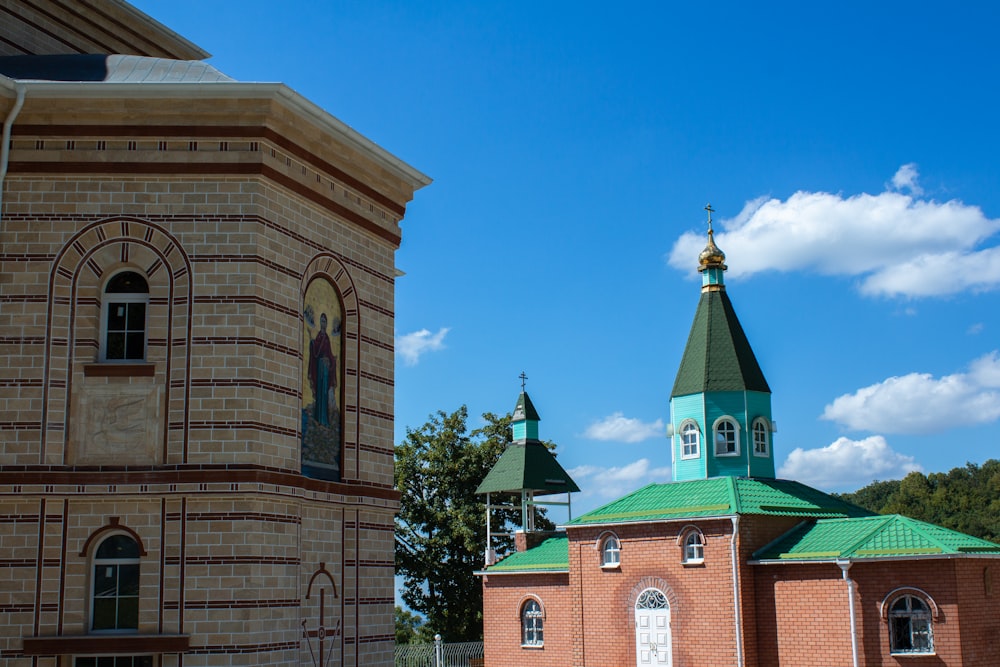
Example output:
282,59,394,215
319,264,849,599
837,514,895,557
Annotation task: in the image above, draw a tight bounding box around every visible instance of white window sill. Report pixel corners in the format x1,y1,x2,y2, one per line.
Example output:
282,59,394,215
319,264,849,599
682,559,705,567
521,644,544,650
715,452,740,457
600,563,621,570
890,652,936,657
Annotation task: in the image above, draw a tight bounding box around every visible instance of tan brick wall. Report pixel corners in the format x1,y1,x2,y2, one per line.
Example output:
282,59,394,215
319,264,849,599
0,83,421,665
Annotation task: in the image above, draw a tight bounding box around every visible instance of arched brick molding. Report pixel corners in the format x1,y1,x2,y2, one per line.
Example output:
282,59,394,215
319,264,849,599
301,254,361,480
42,217,193,465
78,516,148,557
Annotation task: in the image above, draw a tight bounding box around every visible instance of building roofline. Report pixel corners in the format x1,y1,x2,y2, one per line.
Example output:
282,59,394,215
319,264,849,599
109,0,211,60
560,513,737,531
750,553,1000,566
0,76,431,190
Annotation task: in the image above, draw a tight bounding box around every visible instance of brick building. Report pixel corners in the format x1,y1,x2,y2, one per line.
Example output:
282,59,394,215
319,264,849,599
480,213,1000,666
0,1,428,666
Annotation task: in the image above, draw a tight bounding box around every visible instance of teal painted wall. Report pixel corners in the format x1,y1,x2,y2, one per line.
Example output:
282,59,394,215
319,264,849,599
671,390,774,480
671,393,706,481
512,421,539,441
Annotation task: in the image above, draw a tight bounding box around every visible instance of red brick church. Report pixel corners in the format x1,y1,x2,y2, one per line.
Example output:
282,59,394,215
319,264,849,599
477,217,1000,666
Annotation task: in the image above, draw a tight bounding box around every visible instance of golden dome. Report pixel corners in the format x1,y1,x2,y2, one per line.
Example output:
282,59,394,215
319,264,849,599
698,229,727,270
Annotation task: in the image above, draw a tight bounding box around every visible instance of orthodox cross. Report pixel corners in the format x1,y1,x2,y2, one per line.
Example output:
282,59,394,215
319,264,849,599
705,203,715,234
519,371,528,391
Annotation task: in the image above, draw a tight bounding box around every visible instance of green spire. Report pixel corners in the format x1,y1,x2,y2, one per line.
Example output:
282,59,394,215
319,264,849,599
671,288,770,397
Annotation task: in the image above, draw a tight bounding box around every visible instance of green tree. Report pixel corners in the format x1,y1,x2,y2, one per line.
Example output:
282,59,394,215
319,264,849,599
394,605,424,645
394,406,550,641
838,460,1000,543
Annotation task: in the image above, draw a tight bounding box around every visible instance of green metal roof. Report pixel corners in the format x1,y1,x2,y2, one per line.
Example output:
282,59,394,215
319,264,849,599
671,289,770,397
566,477,872,526
753,514,1000,562
485,535,569,573
513,392,540,422
475,442,581,495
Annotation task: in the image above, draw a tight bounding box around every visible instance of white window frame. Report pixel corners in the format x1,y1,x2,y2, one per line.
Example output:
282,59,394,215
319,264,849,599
679,420,700,459
887,593,935,655
521,598,544,647
600,534,621,568
682,530,704,564
713,417,740,457
752,418,770,457
99,271,149,362
91,534,141,633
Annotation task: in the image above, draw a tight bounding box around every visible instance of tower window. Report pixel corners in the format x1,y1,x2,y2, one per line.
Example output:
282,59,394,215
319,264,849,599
714,418,739,456
101,271,149,361
680,421,700,459
752,419,769,457
91,534,140,632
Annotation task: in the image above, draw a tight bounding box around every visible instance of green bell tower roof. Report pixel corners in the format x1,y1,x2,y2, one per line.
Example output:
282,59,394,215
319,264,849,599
672,205,769,397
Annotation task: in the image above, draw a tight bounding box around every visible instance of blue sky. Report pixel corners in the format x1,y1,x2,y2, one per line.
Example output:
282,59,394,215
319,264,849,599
134,1,1000,518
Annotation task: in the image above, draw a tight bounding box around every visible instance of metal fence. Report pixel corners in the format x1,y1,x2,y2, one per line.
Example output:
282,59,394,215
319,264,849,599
394,637,484,667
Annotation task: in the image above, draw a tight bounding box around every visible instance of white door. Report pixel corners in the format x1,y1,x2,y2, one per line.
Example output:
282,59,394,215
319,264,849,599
635,588,671,666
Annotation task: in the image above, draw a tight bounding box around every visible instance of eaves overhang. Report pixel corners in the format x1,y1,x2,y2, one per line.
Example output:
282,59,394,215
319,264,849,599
750,553,1000,566
0,75,431,191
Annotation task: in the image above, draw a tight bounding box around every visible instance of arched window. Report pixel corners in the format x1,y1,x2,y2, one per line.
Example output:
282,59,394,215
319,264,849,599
600,535,621,568
91,534,140,632
889,594,934,654
521,599,543,647
682,531,704,564
100,271,149,361
752,418,769,457
714,418,739,456
680,420,700,459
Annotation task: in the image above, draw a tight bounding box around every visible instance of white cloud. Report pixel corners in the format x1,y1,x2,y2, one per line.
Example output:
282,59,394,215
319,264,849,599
582,412,665,443
968,322,985,335
821,351,1000,434
667,166,1000,298
395,327,450,366
890,162,924,196
569,458,671,504
778,435,921,490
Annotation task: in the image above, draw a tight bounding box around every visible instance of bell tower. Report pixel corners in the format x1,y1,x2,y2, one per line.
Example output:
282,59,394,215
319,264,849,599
669,205,776,480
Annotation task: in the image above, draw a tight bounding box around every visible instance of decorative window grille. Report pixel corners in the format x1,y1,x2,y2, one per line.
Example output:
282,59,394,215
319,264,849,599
635,588,669,610
521,599,543,646
889,595,934,654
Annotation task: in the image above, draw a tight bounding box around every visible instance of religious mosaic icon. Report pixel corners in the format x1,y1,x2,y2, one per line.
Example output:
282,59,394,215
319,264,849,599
302,279,342,481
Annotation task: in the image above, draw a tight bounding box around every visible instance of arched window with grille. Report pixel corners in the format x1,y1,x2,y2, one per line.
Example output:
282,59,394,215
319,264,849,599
521,598,543,647
888,593,934,655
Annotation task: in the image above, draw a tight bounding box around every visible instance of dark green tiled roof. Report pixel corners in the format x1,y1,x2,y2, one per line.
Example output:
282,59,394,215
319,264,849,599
566,477,871,526
486,535,569,573
513,392,540,422
475,442,580,495
753,514,1000,561
671,289,770,397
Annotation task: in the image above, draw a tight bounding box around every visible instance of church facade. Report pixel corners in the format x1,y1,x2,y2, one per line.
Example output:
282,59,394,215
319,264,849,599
480,215,1000,666
0,2,428,665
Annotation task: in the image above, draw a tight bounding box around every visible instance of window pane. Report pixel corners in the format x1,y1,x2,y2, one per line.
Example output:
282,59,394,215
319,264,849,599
94,565,118,598
92,597,117,629
118,595,139,629
107,304,128,331
105,332,125,360
75,658,96,667
106,272,148,294
124,332,145,360
97,535,140,559
126,303,146,329
118,564,140,596
97,657,116,667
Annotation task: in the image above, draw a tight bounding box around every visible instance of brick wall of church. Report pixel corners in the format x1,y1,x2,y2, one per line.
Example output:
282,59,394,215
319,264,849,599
480,572,573,667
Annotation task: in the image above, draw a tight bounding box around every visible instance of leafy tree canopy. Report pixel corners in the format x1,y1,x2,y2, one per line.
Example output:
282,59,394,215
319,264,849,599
394,406,553,642
838,459,1000,543
394,605,425,645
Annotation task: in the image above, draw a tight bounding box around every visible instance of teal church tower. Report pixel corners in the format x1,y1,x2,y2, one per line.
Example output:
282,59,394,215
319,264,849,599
669,206,776,481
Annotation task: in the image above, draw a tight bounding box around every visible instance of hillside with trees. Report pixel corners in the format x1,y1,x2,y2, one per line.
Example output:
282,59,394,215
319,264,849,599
837,459,1000,543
